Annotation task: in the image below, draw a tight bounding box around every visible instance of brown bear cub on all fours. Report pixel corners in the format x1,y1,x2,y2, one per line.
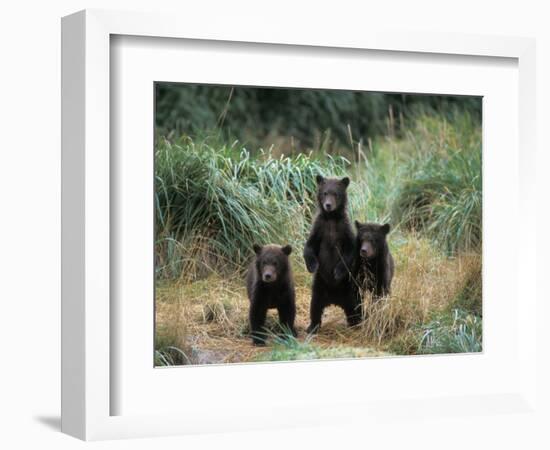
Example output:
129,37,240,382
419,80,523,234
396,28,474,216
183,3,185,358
246,244,297,345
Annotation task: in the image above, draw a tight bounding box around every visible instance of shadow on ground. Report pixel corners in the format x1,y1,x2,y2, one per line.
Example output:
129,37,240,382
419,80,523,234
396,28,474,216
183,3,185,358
34,415,61,431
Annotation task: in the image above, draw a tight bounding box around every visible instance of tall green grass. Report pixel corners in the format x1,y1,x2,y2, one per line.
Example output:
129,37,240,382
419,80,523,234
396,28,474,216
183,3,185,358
391,115,482,254
346,113,481,254
155,113,482,280
155,137,349,279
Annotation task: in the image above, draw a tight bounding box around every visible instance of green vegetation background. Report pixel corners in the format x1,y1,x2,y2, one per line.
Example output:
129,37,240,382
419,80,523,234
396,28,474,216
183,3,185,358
156,84,481,151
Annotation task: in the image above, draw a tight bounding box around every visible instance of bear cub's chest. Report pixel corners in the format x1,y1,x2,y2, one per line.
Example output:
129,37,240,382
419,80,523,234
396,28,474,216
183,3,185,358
257,283,287,308
319,219,346,246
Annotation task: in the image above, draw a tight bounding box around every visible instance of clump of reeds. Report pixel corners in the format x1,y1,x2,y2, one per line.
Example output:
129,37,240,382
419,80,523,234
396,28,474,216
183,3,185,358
391,115,482,254
155,137,350,280
155,285,192,366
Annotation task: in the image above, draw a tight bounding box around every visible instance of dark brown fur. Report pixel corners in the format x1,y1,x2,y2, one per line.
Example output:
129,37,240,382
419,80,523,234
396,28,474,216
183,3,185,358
303,176,361,333
246,244,296,345
354,221,394,301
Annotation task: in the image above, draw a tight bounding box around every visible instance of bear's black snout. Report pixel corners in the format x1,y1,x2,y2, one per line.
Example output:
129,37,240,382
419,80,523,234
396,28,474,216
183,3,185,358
324,202,332,211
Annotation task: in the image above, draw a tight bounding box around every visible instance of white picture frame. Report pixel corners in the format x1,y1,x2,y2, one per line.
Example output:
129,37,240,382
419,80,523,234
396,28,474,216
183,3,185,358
61,9,537,441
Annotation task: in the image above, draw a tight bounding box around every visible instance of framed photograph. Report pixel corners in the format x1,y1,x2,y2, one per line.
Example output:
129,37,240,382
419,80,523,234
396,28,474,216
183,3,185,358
62,9,537,441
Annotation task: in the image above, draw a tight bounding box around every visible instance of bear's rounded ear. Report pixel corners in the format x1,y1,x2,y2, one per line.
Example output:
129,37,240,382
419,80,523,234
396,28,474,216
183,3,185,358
354,220,362,229
316,174,325,185
341,177,350,188
381,223,391,234
282,245,292,256
253,244,262,255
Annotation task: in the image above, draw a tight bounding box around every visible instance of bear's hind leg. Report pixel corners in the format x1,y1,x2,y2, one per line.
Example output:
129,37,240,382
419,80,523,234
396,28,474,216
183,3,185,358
306,302,323,334
307,283,325,334
343,291,362,326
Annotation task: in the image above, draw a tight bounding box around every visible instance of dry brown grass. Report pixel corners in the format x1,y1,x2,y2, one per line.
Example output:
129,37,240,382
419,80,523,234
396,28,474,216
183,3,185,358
350,237,481,348
155,234,481,365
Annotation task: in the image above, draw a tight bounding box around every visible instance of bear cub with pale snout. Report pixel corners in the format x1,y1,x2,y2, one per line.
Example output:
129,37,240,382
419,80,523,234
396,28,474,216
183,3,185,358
246,244,296,345
354,221,395,301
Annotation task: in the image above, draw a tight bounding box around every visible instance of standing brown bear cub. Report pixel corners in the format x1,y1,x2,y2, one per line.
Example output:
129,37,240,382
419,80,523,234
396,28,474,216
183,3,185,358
354,221,395,301
246,244,296,345
303,176,361,333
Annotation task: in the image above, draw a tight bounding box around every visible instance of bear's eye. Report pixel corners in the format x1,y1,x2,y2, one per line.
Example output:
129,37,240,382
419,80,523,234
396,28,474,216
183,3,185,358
323,192,328,196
